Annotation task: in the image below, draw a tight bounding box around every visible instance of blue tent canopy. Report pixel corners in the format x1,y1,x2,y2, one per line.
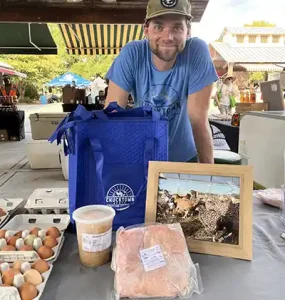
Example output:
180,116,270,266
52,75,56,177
46,72,91,88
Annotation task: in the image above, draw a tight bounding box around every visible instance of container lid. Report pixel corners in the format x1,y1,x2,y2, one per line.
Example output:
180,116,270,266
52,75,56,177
72,205,116,225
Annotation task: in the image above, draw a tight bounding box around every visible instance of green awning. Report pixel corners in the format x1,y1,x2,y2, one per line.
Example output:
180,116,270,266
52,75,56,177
59,24,144,55
0,23,57,55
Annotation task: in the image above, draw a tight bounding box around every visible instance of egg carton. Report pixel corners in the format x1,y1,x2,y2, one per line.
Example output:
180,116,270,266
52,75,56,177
25,188,69,214
0,214,70,263
0,199,25,227
0,261,53,300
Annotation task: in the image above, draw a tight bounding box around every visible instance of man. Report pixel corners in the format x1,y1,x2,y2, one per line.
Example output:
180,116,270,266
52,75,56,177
0,75,19,104
106,0,218,163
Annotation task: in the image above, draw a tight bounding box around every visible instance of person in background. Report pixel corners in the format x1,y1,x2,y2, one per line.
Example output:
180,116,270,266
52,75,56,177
104,78,109,99
0,75,19,99
105,0,218,163
95,90,106,107
215,74,235,115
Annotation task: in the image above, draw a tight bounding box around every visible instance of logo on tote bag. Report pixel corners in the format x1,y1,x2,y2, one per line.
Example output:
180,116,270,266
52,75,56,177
105,184,135,211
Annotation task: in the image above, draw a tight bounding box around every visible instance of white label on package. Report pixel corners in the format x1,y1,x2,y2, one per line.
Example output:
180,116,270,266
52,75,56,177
140,245,166,272
82,229,112,252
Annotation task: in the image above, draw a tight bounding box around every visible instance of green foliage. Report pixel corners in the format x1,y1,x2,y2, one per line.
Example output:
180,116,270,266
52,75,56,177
244,21,276,27
24,82,39,100
249,72,265,82
0,24,117,101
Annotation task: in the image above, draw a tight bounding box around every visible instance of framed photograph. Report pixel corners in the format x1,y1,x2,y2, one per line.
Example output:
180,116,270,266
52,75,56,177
145,162,253,260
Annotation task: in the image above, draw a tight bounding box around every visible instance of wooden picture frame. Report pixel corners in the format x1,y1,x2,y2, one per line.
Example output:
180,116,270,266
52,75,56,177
145,162,253,261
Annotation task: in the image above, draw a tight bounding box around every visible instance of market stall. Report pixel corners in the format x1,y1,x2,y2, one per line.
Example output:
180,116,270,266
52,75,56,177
45,72,96,112
0,61,27,141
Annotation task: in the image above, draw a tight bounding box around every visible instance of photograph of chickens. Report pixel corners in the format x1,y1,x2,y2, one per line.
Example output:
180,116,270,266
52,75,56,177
156,173,240,245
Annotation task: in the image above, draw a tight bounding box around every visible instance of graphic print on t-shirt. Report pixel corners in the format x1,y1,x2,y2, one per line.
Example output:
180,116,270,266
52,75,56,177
141,84,181,121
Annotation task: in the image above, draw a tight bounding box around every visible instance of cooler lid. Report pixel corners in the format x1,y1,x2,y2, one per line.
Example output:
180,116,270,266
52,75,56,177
29,113,68,121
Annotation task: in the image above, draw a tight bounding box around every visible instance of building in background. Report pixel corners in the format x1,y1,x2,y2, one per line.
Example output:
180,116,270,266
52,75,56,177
209,27,285,89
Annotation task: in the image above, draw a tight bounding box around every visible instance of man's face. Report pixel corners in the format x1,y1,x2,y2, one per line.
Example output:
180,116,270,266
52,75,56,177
144,15,190,63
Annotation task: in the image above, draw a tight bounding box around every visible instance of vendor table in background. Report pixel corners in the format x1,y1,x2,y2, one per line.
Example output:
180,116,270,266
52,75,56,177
0,110,25,141
209,120,239,153
42,199,285,300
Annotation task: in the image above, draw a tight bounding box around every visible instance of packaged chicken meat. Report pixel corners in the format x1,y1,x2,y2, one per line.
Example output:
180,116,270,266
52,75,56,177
253,188,282,208
112,223,203,299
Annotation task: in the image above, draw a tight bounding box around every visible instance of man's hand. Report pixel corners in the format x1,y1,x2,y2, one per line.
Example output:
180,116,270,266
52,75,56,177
188,84,214,164
105,80,129,109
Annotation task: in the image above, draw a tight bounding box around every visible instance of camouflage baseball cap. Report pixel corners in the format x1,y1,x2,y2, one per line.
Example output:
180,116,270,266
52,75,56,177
145,0,193,21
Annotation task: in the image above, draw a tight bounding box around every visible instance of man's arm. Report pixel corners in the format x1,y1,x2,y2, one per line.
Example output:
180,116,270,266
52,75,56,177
104,43,136,109
105,80,129,108
188,84,214,164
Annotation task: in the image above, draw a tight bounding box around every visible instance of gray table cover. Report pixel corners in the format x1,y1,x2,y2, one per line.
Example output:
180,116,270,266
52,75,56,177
42,198,285,300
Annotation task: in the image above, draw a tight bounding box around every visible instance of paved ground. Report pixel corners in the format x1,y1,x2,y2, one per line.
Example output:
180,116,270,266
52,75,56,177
0,103,67,201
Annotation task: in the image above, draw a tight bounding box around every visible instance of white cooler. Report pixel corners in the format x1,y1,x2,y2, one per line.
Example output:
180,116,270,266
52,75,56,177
59,143,69,180
27,140,61,169
239,111,285,188
29,113,67,140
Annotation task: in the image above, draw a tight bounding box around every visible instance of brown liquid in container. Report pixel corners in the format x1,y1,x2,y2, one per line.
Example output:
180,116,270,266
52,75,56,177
73,206,115,267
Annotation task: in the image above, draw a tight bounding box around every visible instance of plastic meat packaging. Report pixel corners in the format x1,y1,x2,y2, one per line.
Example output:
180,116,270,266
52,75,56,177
253,188,282,208
111,223,203,299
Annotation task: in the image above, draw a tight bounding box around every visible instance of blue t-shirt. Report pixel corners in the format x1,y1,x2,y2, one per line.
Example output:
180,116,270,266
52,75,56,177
107,37,218,162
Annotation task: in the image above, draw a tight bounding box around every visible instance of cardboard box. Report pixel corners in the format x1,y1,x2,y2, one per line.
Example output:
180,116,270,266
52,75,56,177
236,103,268,113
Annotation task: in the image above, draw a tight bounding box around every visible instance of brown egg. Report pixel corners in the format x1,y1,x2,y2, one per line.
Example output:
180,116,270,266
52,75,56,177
46,227,60,239
2,268,21,285
1,245,16,251
42,236,57,248
32,259,50,274
7,236,19,247
37,246,54,259
0,230,7,239
19,282,38,300
12,260,24,271
19,245,34,251
23,269,43,286
0,208,6,217
30,227,41,236
14,231,23,238
0,283,10,286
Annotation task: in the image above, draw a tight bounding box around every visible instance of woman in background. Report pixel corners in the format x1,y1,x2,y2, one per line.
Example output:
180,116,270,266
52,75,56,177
215,74,235,115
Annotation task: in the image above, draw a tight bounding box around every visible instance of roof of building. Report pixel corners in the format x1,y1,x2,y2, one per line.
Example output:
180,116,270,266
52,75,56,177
210,42,285,63
223,27,285,35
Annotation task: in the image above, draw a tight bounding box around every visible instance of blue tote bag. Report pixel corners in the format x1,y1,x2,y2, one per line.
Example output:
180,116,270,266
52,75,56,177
49,102,168,229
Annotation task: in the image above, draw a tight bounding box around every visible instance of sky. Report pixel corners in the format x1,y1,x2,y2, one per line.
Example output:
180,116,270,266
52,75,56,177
158,174,240,195
191,0,285,43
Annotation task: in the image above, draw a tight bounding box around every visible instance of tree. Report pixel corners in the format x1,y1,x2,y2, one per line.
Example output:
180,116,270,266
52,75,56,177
0,24,117,101
244,21,276,27
249,72,266,83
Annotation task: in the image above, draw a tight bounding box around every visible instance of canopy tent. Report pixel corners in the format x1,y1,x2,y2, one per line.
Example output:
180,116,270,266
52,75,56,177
209,42,285,73
0,61,27,78
46,72,90,88
59,24,144,55
0,23,57,55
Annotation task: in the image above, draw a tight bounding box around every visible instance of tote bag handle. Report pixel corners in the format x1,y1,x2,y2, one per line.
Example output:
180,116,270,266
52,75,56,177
89,136,156,204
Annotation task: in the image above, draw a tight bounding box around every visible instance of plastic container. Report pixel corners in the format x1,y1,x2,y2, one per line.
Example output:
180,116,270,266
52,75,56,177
72,205,116,267
0,261,53,300
25,188,69,214
0,198,24,227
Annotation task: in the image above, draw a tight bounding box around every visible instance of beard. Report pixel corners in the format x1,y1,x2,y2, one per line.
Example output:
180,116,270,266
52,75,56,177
149,41,185,62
